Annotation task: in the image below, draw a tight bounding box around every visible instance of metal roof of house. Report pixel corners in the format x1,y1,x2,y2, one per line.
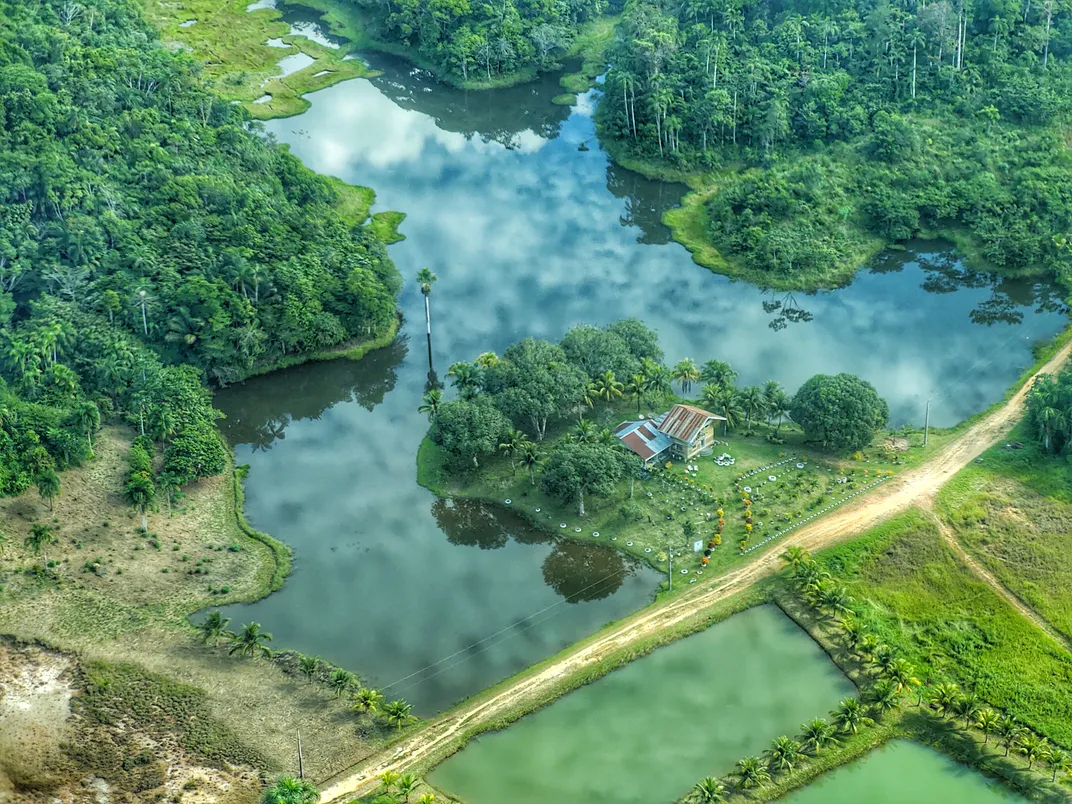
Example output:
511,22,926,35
657,404,725,444
615,419,672,461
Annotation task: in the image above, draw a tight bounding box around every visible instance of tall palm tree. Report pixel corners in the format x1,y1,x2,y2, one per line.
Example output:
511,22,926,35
700,359,737,390
691,776,727,802
416,268,437,336
24,523,58,563
352,687,384,713
739,385,767,432
330,668,356,697
396,773,418,802
261,776,319,804
642,358,672,397
418,388,442,420
998,716,1025,757
520,442,541,486
499,429,528,472
77,401,100,449
382,699,413,730
767,388,792,432
713,388,742,433
447,361,482,400
299,655,321,680
1046,748,1070,782
1019,733,1047,770
800,718,839,754
593,370,624,404
672,358,700,395
831,697,874,735
732,756,771,789
765,735,806,774
198,610,233,647
228,622,273,658
626,374,647,415
975,708,999,745
36,469,60,511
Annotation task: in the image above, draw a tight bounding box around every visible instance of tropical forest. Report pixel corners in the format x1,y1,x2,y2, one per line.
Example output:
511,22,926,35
1,0,1072,802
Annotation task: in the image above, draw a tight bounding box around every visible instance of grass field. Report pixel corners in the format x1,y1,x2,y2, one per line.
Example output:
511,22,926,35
419,397,955,594
935,421,1072,641
814,508,1072,748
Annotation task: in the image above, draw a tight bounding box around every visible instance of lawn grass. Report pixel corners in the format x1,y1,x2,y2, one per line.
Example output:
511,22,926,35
934,421,1072,641
814,508,1072,747
421,398,953,594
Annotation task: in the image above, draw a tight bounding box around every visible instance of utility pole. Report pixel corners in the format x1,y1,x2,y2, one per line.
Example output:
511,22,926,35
924,398,931,447
297,730,304,779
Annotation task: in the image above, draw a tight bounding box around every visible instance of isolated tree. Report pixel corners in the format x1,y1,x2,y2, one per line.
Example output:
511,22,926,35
24,523,58,562
125,470,155,530
228,622,273,658
198,610,233,647
36,469,60,511
262,776,318,804
791,373,890,452
541,442,623,517
353,687,384,713
416,268,437,336
672,357,701,394
382,699,414,730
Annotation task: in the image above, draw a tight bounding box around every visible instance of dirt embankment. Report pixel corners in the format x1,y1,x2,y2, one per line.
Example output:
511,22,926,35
318,337,1072,803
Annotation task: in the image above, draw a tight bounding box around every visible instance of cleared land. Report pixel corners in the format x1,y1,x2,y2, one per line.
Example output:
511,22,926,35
0,427,383,790
319,336,1072,803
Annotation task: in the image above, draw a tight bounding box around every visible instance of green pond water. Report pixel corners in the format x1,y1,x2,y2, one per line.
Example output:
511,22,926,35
781,740,1028,803
428,605,854,804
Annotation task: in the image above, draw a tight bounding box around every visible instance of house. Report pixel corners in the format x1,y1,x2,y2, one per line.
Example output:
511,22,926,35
615,404,727,466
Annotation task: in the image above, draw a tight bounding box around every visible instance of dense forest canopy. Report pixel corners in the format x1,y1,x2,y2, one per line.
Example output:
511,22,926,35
353,0,617,81
598,0,1072,286
0,0,400,496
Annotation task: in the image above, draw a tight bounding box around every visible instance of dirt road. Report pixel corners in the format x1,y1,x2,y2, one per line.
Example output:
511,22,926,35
318,338,1072,803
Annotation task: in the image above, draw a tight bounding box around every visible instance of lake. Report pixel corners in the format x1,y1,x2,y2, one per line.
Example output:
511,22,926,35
213,11,1068,715
428,605,854,804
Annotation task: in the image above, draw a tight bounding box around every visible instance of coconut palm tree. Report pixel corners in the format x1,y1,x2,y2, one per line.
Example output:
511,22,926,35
700,359,737,390
35,469,60,511
739,385,767,432
447,361,482,400
418,388,442,420
352,687,384,714
1019,733,1047,770
706,387,742,433
881,657,921,694
780,545,809,569
929,682,961,718
397,773,418,801
642,358,672,397
24,523,58,562
626,374,647,415
818,585,855,619
499,429,528,472
378,770,399,795
228,622,273,658
672,358,700,395
416,268,437,336
975,708,999,745
519,442,541,486
953,692,981,729
1046,748,1070,782
800,718,839,755
831,697,874,735
198,610,233,647
855,634,881,662
417,794,435,804
570,418,599,444
261,775,318,804
593,370,624,404
732,756,771,789
765,735,805,774
998,716,1025,757
767,388,792,432
475,351,499,369
867,679,901,717
838,617,863,650
329,668,356,697
298,655,321,680
382,699,413,730
691,776,727,802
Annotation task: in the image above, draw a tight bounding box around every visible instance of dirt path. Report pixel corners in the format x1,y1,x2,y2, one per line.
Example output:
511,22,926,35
927,509,1072,652
318,338,1072,803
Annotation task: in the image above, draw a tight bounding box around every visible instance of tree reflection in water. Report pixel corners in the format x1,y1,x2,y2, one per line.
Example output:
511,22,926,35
432,498,635,603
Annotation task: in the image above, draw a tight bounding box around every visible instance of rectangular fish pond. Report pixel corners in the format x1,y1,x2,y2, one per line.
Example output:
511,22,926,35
780,740,1029,803
428,605,854,804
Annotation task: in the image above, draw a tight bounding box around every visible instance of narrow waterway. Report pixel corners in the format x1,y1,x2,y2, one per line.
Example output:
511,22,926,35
213,13,1069,715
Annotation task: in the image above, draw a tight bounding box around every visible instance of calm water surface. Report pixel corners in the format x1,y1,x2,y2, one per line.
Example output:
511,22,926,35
782,740,1028,803
214,28,1068,713
428,605,854,804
